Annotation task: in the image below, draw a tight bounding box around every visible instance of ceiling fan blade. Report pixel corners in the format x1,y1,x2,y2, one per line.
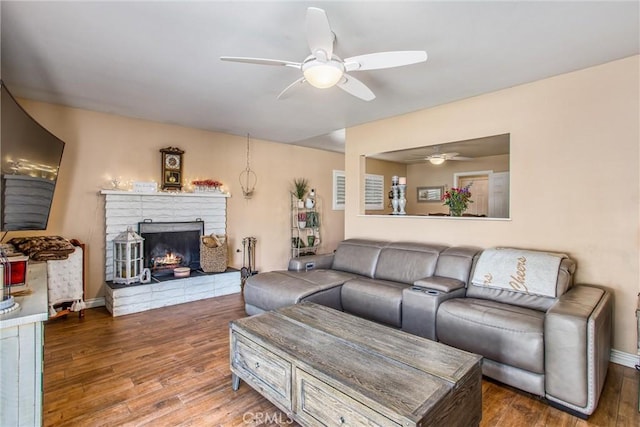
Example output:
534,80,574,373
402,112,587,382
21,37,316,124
220,56,301,69
337,74,375,101
306,7,334,60
450,156,473,161
344,51,427,72
277,77,307,100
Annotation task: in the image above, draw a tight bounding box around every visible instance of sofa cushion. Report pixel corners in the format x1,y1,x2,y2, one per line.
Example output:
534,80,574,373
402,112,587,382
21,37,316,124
374,242,445,284
434,246,480,283
465,258,576,311
341,278,409,327
436,298,545,374
244,269,356,312
331,239,388,278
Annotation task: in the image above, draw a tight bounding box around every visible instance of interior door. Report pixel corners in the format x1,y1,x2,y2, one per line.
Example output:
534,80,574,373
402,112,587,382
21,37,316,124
488,171,510,218
458,175,489,216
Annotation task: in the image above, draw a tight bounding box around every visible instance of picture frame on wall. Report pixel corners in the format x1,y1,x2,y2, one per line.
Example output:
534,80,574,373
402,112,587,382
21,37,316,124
417,186,444,203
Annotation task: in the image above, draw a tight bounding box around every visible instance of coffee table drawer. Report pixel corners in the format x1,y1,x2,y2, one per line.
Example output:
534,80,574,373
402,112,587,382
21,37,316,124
296,369,400,427
231,333,292,410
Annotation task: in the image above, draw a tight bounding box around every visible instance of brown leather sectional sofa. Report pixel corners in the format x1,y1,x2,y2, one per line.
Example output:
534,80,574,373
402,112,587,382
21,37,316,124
243,238,612,417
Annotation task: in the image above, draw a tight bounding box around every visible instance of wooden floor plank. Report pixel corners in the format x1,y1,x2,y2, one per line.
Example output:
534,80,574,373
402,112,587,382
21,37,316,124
535,407,577,427
479,381,513,426
43,293,638,426
583,362,624,427
617,371,640,426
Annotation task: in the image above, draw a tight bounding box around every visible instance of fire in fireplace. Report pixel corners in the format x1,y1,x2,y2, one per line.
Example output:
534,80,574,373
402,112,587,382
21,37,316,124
138,220,204,276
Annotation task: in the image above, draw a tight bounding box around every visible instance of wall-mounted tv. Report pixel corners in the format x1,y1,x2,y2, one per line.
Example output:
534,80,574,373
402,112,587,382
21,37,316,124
1,81,65,231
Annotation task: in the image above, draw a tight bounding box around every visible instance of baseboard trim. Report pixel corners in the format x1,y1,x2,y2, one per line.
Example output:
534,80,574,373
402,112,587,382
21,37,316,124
85,297,105,309
610,348,638,368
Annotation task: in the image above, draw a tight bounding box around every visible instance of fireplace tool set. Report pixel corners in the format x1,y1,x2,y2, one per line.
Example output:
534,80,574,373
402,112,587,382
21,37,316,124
240,237,257,285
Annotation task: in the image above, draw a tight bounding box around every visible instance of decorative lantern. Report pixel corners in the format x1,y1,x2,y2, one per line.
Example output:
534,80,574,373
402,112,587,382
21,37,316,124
113,227,144,285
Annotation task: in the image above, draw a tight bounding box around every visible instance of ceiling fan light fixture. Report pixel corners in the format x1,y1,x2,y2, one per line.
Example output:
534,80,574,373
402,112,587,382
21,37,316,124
429,157,446,165
303,60,344,89
221,7,426,101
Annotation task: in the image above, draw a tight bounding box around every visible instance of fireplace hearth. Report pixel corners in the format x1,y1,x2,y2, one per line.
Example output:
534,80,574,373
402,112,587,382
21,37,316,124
139,220,204,277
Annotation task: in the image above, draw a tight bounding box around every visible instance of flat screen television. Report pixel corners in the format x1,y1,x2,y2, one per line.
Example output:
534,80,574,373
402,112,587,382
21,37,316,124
1,81,65,231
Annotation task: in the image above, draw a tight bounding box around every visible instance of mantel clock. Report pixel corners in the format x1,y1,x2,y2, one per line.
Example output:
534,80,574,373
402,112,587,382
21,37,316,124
160,147,184,191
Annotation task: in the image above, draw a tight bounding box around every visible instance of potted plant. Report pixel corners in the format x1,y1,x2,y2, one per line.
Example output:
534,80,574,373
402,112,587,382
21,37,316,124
307,235,316,247
306,211,319,228
292,178,309,208
291,237,304,248
297,212,307,228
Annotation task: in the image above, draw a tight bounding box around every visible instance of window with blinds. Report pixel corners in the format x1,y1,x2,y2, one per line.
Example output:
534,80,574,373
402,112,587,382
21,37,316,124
364,174,384,210
332,170,345,210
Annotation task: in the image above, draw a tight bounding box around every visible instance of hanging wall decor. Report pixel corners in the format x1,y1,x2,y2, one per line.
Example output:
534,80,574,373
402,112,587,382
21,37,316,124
239,134,257,199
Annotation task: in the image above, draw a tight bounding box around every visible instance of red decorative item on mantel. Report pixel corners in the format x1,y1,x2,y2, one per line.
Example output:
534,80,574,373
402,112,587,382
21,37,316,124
192,179,223,192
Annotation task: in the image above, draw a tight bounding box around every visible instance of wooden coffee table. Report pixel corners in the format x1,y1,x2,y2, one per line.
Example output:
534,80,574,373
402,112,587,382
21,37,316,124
230,302,482,426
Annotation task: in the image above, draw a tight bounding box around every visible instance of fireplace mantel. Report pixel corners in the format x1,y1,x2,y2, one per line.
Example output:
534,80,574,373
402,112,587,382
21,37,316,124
100,190,240,316
100,189,230,198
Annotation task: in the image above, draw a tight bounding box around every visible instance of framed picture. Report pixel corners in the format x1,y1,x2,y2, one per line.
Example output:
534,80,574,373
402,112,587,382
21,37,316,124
417,186,444,203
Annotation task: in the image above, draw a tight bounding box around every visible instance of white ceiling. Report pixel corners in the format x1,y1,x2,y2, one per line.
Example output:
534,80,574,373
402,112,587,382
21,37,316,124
1,1,638,153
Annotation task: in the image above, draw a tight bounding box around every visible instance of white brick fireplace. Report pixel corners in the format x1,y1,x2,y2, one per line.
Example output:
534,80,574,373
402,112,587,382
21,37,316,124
101,190,240,316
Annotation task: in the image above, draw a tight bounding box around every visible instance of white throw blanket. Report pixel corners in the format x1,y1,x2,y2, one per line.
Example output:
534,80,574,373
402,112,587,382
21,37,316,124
471,248,567,298
46,246,86,316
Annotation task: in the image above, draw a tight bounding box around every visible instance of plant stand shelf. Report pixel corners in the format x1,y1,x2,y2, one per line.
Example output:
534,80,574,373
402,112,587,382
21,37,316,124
291,194,321,258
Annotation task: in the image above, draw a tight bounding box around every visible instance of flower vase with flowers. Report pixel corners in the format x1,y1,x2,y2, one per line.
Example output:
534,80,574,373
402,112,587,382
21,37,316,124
443,183,473,216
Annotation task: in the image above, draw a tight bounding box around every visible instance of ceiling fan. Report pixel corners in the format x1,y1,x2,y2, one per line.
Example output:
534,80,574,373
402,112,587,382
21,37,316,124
425,152,472,165
411,148,472,165
220,7,427,101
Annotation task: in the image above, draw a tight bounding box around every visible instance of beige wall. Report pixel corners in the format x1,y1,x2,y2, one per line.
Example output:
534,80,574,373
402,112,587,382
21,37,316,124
12,101,345,301
346,56,640,354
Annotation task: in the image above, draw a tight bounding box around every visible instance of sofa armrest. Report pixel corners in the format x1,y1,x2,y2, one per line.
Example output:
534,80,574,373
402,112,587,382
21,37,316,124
288,253,335,272
545,284,612,416
413,276,466,293
402,284,466,341
402,276,467,340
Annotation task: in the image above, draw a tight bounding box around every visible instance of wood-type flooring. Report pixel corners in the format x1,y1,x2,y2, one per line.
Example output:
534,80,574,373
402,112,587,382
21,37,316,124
43,293,639,426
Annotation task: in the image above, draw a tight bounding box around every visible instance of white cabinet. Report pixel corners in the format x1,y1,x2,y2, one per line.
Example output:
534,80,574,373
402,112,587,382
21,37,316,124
0,262,48,427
